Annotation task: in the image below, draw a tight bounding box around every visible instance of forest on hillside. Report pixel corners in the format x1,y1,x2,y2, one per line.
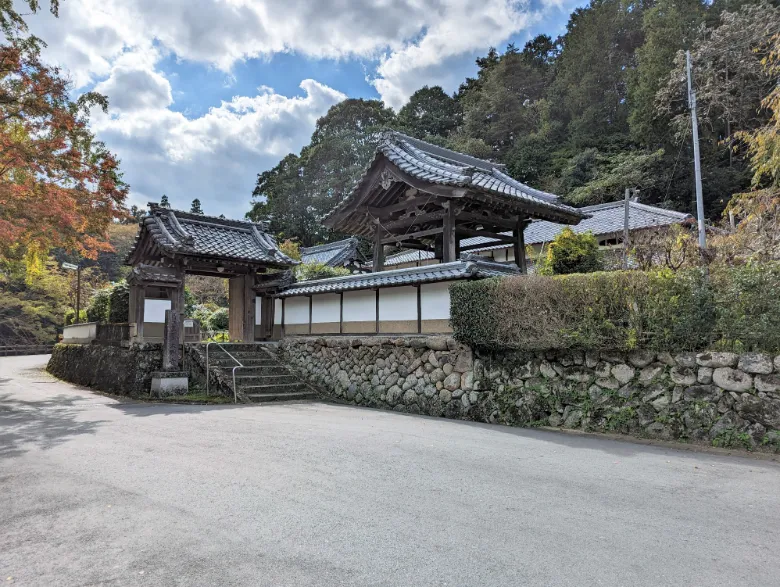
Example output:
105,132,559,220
248,0,780,247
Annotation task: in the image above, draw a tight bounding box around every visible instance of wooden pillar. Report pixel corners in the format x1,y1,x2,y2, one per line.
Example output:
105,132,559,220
129,284,145,343
442,203,456,263
373,224,384,272
244,274,256,342
229,274,257,342
513,218,528,274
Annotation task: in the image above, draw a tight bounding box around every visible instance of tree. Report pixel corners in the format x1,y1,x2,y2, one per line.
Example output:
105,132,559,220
536,228,603,275
160,194,170,208
0,41,128,262
0,1,58,40
398,86,461,139
551,0,646,149
460,41,556,157
248,99,397,245
735,31,780,187
190,198,203,214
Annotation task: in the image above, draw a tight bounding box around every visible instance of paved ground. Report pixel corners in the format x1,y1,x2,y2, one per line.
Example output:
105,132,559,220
2,355,780,587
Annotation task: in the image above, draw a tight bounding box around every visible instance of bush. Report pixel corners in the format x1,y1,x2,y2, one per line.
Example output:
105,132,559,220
108,280,130,323
86,287,112,323
450,263,780,353
207,307,229,331
64,309,88,326
536,228,603,275
295,262,351,281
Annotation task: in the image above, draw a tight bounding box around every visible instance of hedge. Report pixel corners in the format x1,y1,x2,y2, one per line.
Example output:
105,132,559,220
450,263,780,353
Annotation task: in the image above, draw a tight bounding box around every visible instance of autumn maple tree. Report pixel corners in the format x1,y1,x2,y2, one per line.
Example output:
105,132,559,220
0,2,128,262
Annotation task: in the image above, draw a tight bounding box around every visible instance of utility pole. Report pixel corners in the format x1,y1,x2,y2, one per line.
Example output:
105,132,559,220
623,188,630,270
686,50,707,250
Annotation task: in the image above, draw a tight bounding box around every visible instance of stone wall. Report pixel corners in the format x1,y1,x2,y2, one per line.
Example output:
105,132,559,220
47,343,163,396
280,337,780,450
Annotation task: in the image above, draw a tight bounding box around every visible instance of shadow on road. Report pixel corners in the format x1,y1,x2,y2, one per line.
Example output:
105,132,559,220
0,393,107,460
108,401,248,418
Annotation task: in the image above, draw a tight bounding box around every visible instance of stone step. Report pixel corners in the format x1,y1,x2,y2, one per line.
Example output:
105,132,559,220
209,358,278,366
234,374,300,385
245,391,317,403
231,366,293,376
239,382,312,394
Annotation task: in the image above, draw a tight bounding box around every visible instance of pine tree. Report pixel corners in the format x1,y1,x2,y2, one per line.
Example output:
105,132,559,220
160,195,170,208
190,198,203,214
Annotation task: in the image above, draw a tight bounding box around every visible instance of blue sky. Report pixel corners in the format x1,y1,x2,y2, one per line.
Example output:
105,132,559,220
27,0,584,219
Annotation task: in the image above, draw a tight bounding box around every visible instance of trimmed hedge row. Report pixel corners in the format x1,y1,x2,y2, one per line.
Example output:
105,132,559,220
450,263,780,353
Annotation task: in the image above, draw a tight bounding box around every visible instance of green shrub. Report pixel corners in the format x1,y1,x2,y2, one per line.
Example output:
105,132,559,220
536,228,603,275
295,262,351,281
108,280,130,323
450,262,780,353
64,309,88,325
86,287,112,323
207,307,229,331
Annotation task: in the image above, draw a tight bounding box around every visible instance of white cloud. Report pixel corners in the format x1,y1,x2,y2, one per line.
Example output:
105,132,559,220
29,0,549,104
21,0,575,217
91,68,345,217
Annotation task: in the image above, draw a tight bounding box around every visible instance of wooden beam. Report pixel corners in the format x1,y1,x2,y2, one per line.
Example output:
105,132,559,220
381,226,443,245
383,209,446,231
372,223,384,272
443,203,456,263
513,218,528,274
456,210,519,230
416,285,422,334
366,194,446,219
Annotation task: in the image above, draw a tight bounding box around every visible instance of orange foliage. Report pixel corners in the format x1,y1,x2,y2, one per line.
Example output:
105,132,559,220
0,42,128,260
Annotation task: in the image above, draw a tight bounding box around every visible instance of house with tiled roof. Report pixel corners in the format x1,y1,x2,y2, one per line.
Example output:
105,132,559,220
382,200,693,270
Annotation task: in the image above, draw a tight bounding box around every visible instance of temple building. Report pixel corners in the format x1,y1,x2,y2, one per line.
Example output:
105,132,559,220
382,200,693,270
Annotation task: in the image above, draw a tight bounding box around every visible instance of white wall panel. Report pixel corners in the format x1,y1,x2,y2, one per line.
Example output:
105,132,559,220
285,296,310,325
274,299,282,324
255,297,262,325
342,290,376,322
144,299,171,323
420,282,451,320
312,294,340,324
379,286,417,321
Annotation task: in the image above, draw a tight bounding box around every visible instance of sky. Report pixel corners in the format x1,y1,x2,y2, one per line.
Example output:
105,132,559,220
27,0,585,219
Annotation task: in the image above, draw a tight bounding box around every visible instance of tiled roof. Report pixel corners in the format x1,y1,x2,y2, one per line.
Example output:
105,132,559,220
126,206,297,267
324,131,585,227
275,256,519,297
383,200,692,266
300,237,362,266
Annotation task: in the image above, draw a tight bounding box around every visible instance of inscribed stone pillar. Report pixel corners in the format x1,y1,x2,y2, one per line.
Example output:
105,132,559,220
162,309,182,370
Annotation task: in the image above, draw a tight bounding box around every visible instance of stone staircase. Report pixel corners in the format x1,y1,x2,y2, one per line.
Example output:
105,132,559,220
192,343,318,403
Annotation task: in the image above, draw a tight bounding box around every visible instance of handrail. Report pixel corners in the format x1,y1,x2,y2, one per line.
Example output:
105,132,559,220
204,342,243,403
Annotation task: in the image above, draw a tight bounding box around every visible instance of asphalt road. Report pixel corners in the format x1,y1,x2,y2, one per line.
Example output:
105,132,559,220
2,354,780,586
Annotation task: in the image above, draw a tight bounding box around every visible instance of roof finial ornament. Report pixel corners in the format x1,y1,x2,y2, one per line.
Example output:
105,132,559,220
379,169,396,191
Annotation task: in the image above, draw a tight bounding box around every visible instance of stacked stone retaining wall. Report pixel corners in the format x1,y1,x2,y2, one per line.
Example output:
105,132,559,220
47,343,163,396
280,337,780,450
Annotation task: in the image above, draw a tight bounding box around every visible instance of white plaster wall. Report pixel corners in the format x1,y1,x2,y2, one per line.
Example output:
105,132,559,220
420,282,451,320
379,286,417,321
274,299,282,325
312,294,340,324
144,299,171,323
284,296,310,325
255,297,262,325
62,322,97,342
342,290,376,322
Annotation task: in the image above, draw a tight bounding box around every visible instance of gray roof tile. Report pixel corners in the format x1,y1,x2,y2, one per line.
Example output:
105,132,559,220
300,238,362,266
325,132,585,226
383,200,692,267
126,206,297,267
276,256,519,297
